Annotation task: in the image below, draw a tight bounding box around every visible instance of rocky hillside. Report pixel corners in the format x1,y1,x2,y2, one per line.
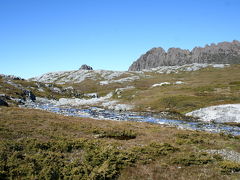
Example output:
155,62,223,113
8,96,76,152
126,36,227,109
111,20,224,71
129,40,240,71
30,69,142,84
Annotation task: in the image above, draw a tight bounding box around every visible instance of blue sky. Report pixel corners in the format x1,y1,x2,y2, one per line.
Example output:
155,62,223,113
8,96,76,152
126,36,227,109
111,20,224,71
0,0,240,78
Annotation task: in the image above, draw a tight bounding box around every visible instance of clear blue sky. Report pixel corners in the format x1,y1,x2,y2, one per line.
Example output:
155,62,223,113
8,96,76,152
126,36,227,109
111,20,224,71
0,0,239,78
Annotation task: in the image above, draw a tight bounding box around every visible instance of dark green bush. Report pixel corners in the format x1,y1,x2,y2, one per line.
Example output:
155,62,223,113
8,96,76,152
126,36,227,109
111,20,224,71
1,138,161,179
219,161,240,174
172,153,215,166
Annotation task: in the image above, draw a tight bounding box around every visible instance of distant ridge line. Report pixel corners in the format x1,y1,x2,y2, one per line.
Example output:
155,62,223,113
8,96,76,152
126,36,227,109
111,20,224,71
128,40,240,71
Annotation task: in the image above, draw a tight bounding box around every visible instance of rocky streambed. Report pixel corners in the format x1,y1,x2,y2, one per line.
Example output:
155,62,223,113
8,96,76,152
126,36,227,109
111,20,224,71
20,98,240,136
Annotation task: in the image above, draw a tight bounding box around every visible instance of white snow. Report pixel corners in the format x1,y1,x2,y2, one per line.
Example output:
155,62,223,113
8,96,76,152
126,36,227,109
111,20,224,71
35,93,134,111
212,64,228,68
31,69,140,85
56,92,113,106
94,70,128,80
115,86,135,94
30,63,229,85
186,104,240,123
99,81,109,85
84,93,98,98
175,81,184,85
152,81,185,87
99,76,140,85
143,63,229,74
152,82,171,87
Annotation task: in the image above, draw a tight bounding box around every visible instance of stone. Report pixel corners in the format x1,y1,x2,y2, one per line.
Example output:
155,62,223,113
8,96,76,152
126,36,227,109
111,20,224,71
0,94,10,100
129,40,240,71
85,93,98,98
79,64,93,70
23,90,36,101
0,74,24,80
0,99,8,106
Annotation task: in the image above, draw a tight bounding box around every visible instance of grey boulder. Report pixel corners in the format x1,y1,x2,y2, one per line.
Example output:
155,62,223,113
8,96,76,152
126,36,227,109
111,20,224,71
0,99,8,106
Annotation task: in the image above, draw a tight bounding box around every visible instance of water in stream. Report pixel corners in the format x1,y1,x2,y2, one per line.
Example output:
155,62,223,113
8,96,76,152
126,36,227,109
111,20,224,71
21,101,240,136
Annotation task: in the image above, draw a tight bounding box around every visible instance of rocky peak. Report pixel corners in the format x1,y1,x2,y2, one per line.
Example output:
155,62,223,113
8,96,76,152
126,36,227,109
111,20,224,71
129,40,240,71
79,64,93,70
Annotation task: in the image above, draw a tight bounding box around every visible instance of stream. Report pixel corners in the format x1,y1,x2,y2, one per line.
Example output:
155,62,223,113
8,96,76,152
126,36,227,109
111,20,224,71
21,100,240,136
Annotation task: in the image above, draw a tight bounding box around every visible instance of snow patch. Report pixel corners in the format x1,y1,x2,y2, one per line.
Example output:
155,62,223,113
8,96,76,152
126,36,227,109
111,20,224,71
144,63,229,74
175,81,184,85
35,93,134,111
31,69,140,85
115,86,135,94
186,104,240,123
152,82,170,87
99,76,140,85
56,93,113,106
84,93,98,98
152,81,185,87
95,70,127,80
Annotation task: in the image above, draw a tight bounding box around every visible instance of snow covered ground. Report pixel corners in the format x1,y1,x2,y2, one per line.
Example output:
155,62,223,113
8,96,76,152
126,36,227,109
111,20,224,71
56,92,113,106
34,93,134,111
99,76,140,85
30,69,138,84
186,104,240,123
30,63,229,84
143,63,229,74
151,81,184,87
152,82,171,87
115,86,135,94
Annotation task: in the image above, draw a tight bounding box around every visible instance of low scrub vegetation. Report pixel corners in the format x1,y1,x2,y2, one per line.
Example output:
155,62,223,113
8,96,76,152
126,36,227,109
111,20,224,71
92,128,137,140
0,107,240,179
219,161,240,174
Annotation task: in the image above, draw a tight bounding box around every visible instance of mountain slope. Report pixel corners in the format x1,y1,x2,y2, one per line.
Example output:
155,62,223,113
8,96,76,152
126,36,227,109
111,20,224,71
30,69,142,84
27,64,240,114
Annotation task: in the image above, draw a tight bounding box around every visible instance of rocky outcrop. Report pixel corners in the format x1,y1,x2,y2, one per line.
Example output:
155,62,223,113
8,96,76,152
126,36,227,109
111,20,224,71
23,90,36,101
0,74,25,81
129,40,240,71
0,99,8,106
79,64,93,70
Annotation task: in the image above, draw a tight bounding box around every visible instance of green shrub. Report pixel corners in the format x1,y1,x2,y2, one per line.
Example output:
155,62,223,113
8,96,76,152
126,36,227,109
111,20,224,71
219,161,240,174
131,142,179,164
175,133,206,145
93,129,137,140
0,137,181,179
172,153,215,166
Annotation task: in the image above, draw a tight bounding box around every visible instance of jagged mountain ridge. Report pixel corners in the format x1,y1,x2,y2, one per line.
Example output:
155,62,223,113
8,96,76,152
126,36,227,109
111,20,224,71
128,40,240,71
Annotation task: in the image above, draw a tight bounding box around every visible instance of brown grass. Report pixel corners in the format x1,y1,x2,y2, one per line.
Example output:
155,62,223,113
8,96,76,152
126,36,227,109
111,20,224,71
1,107,240,179
122,65,240,113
